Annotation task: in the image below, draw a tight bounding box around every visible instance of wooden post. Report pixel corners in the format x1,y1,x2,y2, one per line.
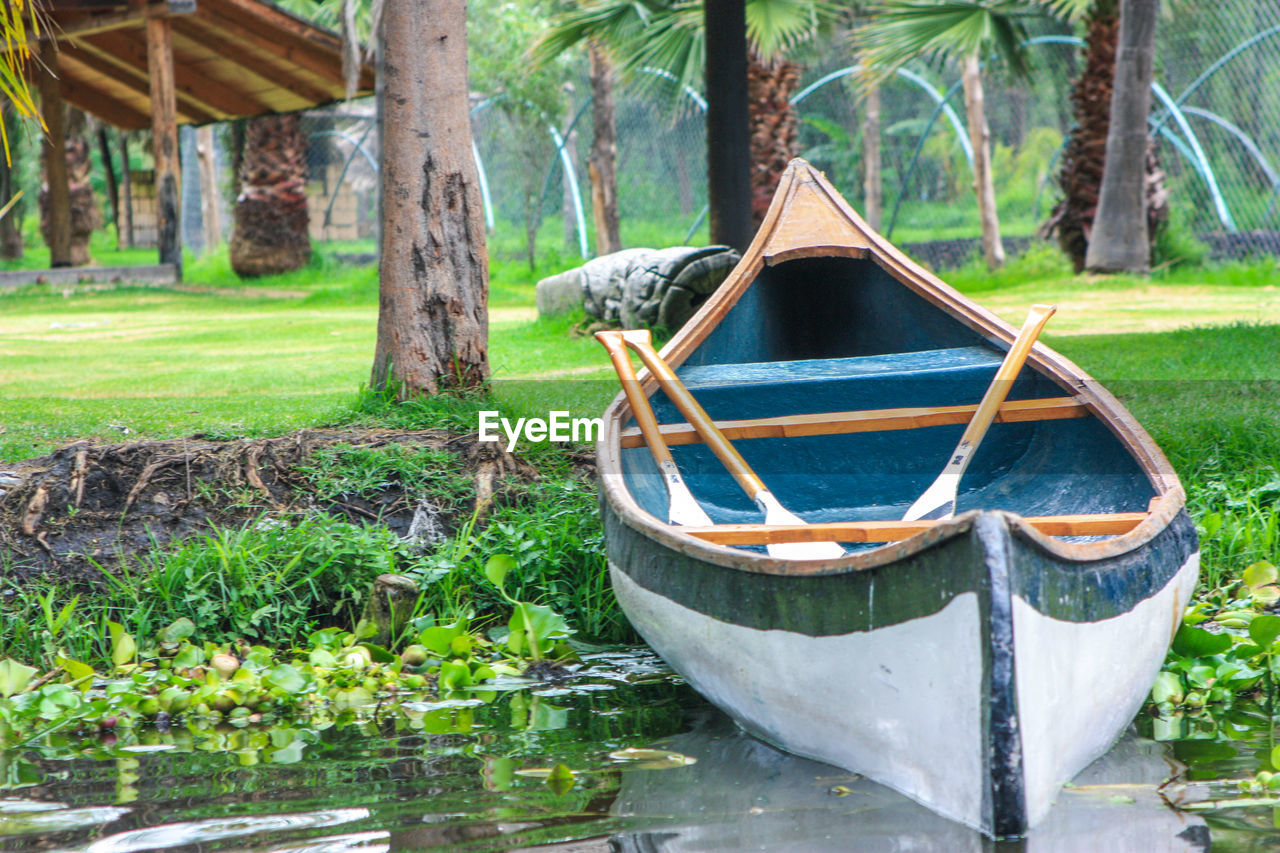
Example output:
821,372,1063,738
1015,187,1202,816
39,40,72,268
146,15,182,277
703,0,752,252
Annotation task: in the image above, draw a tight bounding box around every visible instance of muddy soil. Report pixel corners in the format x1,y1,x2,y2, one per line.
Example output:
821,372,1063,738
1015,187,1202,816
0,429,588,586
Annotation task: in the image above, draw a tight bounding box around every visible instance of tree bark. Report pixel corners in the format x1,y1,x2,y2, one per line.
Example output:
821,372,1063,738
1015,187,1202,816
372,0,489,397
961,52,1004,270
146,15,182,277
588,41,621,255
196,125,222,252
862,83,882,231
0,105,23,260
704,0,752,251
1085,0,1158,273
747,58,800,228
38,42,72,268
229,115,311,277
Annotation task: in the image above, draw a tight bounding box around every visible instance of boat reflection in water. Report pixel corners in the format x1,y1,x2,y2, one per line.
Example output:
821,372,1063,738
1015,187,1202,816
605,715,1209,853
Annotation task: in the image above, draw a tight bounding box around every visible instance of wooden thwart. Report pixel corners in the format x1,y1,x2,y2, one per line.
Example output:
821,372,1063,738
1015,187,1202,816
619,396,1088,449
679,512,1148,545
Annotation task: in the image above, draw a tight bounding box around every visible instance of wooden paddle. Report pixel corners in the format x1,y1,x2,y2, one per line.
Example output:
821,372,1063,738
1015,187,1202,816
596,331,713,527
619,329,845,561
902,304,1057,522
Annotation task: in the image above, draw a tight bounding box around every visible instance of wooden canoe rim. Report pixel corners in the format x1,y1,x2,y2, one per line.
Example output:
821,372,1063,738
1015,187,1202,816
598,159,1187,574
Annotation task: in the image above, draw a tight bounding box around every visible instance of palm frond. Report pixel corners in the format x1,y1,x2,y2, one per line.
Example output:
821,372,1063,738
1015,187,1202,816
747,0,840,60
0,0,46,162
856,0,1042,83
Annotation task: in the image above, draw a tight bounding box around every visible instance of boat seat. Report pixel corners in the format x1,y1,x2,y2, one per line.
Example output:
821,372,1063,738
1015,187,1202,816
650,346,1050,424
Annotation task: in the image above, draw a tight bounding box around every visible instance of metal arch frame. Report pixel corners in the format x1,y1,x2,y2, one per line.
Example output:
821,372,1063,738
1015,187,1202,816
791,64,974,167
1179,106,1280,190
309,126,378,233
1151,24,1280,135
1022,34,1239,232
472,95,590,259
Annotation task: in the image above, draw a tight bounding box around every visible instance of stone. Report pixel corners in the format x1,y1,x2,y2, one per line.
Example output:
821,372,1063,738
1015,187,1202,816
535,268,586,318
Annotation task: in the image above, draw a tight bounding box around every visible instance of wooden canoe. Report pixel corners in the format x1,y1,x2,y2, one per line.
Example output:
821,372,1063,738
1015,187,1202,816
596,159,1199,837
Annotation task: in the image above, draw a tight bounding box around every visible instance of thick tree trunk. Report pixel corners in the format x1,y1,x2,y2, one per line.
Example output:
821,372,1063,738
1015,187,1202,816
747,58,800,228
229,114,311,277
862,83,882,231
704,0,752,251
0,105,23,260
588,42,621,255
372,0,489,396
38,43,71,268
1085,0,1158,273
146,15,181,276
961,52,1004,270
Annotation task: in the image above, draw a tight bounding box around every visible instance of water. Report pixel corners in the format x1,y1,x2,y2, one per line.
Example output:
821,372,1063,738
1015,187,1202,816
0,649,1274,851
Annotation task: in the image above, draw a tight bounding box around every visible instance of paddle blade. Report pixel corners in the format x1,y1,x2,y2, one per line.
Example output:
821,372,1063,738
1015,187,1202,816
663,464,714,527
902,472,960,522
756,492,845,561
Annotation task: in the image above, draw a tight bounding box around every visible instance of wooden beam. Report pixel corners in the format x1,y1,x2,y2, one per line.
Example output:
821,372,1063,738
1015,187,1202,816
54,74,152,130
199,0,353,89
38,40,73,266
59,45,221,125
146,14,182,275
679,512,1149,545
619,397,1090,449
84,30,272,119
169,17,335,105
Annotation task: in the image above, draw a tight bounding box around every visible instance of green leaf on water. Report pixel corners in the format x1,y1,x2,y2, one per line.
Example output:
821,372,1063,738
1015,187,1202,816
1250,614,1280,648
420,619,468,657
173,643,205,669
1172,625,1232,658
264,664,306,694
1244,562,1279,592
107,622,136,668
484,554,517,595
544,763,576,796
0,659,38,699
1150,671,1184,705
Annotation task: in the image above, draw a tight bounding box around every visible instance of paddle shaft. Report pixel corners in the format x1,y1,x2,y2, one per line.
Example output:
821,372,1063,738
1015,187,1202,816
595,331,712,527
903,303,1056,521
951,304,1057,470
619,331,767,500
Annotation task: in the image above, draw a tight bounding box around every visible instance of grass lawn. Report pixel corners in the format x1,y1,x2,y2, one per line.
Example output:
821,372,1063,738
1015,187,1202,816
2,240,1279,590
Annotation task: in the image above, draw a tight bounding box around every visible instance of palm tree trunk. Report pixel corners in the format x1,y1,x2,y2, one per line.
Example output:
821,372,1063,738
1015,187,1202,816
0,104,23,260
961,52,1004,270
1084,0,1158,273
229,114,311,277
372,0,489,396
588,41,621,255
747,57,800,228
862,83,882,231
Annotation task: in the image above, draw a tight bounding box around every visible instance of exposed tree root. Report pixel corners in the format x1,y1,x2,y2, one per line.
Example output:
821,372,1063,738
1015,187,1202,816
0,429,591,587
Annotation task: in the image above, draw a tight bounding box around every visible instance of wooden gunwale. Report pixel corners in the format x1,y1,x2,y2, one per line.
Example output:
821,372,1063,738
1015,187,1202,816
598,160,1187,574
677,512,1147,545
618,396,1088,448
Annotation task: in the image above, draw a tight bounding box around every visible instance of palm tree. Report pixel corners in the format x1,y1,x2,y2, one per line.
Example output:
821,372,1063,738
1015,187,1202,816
857,1,1043,270
536,0,838,231
1042,0,1166,271
228,114,312,278
1081,0,1159,272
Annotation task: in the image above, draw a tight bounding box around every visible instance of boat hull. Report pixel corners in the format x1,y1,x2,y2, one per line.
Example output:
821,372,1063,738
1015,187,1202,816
604,500,1199,836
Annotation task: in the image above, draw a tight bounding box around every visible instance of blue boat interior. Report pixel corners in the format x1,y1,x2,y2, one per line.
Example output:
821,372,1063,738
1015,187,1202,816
618,256,1155,550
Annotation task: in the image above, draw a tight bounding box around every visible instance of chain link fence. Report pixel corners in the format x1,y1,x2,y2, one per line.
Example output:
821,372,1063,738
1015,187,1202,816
159,0,1280,268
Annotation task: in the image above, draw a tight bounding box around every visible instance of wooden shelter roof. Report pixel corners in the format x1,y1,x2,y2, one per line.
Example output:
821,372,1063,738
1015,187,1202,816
39,0,375,129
